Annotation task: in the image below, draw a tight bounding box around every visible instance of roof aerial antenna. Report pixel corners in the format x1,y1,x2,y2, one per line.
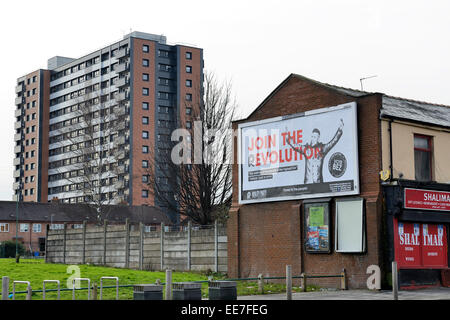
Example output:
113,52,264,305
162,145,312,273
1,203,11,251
360,75,377,91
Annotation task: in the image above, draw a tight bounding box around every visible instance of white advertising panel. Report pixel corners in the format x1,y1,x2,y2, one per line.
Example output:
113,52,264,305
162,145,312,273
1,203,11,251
238,102,359,204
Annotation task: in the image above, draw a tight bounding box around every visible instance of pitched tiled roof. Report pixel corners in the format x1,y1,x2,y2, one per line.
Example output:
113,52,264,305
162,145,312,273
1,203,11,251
237,73,450,128
237,73,372,121
381,95,450,128
0,201,172,225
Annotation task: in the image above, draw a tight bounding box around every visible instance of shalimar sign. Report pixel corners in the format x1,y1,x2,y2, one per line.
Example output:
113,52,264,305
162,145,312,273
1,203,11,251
404,188,450,212
238,102,359,204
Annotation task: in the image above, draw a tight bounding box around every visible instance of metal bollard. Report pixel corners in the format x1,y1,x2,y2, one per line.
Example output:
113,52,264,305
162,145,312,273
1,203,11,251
258,274,264,294
2,276,9,300
92,283,98,300
392,261,398,300
301,273,307,292
26,285,32,300
286,265,292,300
341,268,347,290
165,269,172,300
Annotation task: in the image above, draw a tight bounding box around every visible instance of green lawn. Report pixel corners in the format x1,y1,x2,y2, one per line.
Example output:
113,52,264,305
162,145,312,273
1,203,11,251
0,259,209,300
0,259,316,300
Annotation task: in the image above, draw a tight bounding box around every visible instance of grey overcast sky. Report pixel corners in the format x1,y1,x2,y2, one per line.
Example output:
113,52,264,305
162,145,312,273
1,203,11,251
1,0,449,201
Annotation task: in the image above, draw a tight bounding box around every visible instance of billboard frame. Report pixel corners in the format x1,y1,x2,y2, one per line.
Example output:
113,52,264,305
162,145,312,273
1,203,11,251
237,102,360,204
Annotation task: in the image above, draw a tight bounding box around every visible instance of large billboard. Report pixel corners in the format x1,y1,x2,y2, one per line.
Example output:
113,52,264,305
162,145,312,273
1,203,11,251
238,102,359,204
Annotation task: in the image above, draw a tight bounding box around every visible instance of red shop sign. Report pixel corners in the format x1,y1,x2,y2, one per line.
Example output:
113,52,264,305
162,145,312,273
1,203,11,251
394,219,448,269
404,188,450,212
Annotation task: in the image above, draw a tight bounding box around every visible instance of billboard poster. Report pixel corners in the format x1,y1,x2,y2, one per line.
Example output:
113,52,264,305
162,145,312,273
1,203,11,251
238,102,359,204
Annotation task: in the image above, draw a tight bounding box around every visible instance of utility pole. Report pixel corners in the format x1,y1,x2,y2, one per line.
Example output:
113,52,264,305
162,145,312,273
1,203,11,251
15,183,22,263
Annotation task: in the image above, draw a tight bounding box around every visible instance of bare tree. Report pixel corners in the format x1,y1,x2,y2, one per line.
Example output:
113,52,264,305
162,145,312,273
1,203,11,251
49,75,130,224
144,72,237,225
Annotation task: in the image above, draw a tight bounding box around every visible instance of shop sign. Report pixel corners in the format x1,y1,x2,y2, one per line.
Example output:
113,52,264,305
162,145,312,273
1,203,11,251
404,188,450,212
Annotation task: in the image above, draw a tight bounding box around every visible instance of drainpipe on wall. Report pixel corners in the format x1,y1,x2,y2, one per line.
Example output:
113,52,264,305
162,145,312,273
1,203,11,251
29,226,32,254
388,119,394,182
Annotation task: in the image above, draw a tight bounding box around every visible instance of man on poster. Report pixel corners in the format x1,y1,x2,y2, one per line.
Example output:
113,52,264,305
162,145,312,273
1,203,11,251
286,119,344,184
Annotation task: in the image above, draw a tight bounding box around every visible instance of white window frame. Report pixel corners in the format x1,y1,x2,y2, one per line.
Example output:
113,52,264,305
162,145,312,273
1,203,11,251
20,223,29,232
334,198,366,253
32,223,42,233
0,223,9,232
144,225,156,232
50,224,64,230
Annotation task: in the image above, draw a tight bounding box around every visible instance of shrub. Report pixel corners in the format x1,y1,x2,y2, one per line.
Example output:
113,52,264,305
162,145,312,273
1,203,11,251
0,240,25,258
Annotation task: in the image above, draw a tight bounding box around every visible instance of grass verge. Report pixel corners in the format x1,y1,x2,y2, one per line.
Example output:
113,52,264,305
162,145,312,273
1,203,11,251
0,259,321,299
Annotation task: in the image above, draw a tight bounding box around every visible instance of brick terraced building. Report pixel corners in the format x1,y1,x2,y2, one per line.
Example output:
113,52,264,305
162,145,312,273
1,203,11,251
229,73,450,289
0,201,170,255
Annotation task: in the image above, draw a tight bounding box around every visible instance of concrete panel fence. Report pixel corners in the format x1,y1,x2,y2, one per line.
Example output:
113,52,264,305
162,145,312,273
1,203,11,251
45,220,227,273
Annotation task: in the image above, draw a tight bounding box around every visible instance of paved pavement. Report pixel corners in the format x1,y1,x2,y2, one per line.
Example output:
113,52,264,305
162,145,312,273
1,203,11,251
238,287,450,300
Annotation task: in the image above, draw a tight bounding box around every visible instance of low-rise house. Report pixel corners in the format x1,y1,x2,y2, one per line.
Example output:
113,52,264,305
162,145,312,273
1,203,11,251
0,201,171,255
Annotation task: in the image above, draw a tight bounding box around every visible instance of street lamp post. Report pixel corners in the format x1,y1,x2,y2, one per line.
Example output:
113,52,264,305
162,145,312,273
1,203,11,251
15,184,22,263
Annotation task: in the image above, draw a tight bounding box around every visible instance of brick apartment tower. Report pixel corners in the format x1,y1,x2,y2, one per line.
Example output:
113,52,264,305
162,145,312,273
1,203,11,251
12,32,203,222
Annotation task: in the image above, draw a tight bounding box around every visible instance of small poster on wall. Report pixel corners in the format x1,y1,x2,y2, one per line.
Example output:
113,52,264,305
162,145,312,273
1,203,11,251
423,224,428,236
414,224,420,236
438,225,444,237
307,227,320,250
304,202,330,253
398,223,404,235
319,226,329,249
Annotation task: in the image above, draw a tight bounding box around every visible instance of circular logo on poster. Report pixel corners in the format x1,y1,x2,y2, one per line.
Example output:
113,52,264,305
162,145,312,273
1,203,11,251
328,152,347,178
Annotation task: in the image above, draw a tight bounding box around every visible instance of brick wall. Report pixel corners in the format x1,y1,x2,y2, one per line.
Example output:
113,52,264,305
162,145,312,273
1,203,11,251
228,75,384,288
131,38,156,206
